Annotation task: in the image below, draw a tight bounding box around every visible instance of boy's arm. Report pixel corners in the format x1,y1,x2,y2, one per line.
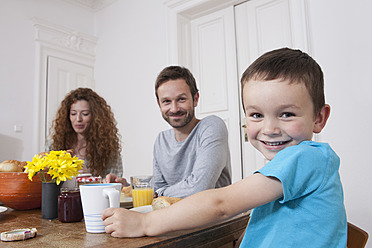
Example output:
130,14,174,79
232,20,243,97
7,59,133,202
102,173,283,237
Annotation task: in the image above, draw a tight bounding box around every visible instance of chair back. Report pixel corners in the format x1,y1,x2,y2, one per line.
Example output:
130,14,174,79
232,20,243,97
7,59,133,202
347,222,369,248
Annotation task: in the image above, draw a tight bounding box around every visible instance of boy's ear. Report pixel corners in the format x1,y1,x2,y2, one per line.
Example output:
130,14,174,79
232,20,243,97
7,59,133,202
313,104,331,133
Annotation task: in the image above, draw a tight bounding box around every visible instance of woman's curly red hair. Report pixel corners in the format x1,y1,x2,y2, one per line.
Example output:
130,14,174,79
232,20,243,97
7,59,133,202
49,88,121,177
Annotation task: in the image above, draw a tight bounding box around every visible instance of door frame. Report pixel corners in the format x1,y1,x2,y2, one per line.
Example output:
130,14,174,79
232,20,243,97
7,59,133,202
165,0,246,66
32,17,97,154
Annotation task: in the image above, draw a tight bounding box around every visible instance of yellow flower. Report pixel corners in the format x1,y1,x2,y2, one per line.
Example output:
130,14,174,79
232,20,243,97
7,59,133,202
25,155,46,181
26,150,84,185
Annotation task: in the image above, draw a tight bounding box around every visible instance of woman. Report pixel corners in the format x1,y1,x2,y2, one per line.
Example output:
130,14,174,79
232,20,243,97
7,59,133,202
49,88,124,180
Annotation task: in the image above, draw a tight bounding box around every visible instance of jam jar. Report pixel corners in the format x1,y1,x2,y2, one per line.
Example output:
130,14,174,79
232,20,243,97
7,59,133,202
58,188,83,223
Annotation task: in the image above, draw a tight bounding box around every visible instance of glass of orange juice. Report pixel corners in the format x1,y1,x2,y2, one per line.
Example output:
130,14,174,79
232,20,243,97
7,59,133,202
130,176,154,208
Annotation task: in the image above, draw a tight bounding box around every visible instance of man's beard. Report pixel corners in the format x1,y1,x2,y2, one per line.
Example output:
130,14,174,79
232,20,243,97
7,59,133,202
162,109,194,128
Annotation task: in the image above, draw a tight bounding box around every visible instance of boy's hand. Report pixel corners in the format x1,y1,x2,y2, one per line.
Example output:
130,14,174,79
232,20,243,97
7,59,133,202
102,208,146,237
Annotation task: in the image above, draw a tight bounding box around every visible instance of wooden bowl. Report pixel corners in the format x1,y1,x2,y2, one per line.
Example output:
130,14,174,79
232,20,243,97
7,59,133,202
0,172,42,210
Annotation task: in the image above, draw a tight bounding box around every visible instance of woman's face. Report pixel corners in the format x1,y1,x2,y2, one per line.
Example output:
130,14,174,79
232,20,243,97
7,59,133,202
69,100,92,136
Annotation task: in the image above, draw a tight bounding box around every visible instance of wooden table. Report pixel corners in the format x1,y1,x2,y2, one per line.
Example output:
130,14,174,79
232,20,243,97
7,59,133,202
0,208,249,248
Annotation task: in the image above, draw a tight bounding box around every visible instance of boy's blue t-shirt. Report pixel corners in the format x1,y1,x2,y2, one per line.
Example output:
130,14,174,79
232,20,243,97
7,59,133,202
240,141,347,248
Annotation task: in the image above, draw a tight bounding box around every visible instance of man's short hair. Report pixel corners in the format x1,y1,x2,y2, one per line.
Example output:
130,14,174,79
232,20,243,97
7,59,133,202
155,66,199,100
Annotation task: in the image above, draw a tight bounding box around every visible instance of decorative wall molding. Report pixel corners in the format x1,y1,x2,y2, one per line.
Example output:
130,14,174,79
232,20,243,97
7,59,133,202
32,17,98,59
62,0,118,12
32,17,97,152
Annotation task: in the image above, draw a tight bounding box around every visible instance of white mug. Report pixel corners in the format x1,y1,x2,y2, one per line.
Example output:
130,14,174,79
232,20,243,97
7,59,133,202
79,183,121,233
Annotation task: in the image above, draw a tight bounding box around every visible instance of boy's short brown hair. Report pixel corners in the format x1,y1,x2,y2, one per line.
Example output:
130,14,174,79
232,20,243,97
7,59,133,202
241,48,325,116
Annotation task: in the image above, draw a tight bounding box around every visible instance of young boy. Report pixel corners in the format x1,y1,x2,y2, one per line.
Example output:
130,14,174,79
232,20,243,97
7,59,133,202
102,48,347,247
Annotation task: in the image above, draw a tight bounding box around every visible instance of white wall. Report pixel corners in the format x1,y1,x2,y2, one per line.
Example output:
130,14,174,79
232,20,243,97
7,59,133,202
0,0,94,161
94,0,169,177
0,0,371,245
306,0,372,244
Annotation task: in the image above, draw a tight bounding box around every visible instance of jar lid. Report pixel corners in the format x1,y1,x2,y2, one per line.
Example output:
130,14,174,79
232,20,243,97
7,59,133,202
60,187,79,193
76,176,100,183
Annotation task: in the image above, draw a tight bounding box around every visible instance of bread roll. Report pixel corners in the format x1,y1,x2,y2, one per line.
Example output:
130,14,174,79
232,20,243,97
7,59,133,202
121,186,132,197
152,196,182,210
0,160,25,172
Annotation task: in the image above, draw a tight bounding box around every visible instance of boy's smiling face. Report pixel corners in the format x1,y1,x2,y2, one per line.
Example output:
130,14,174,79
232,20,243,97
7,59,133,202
243,78,327,161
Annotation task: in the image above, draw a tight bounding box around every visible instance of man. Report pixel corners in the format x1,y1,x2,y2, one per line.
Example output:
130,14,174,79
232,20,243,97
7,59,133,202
152,66,231,198
106,66,231,198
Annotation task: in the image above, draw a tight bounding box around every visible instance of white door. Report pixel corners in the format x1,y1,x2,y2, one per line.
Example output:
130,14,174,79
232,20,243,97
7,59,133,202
46,56,94,139
190,7,243,183
165,0,308,181
235,0,309,177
